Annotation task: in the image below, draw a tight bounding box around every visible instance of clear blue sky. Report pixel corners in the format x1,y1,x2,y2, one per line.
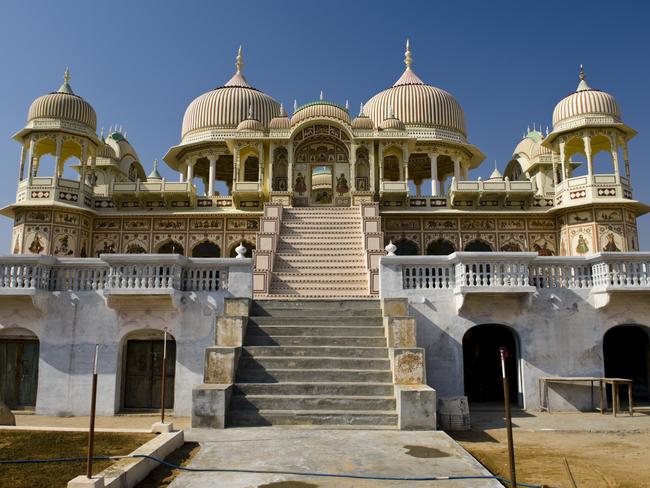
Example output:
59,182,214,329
0,0,648,249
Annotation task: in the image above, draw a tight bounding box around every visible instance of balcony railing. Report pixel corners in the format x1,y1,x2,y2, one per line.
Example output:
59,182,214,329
381,252,650,298
0,255,252,296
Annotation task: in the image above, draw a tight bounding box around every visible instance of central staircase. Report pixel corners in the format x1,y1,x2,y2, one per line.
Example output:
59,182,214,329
269,207,370,297
229,299,398,427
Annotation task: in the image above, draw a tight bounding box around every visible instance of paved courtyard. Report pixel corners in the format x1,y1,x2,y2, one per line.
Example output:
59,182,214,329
169,427,502,487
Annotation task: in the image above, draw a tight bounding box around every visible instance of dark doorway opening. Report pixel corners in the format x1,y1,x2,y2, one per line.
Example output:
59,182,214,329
158,241,184,255
464,239,492,252
123,338,176,410
0,338,39,409
229,241,255,258
192,241,221,258
604,325,650,402
463,325,518,403
427,239,456,255
394,239,419,256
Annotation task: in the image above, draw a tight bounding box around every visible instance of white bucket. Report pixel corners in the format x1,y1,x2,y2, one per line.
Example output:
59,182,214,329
438,396,470,431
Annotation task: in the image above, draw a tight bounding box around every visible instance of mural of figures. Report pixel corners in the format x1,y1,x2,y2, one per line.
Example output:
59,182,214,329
294,172,307,195
598,224,625,252
96,240,117,256
532,239,555,256
336,173,349,194
575,234,589,254
12,231,22,254
53,234,75,256
569,226,594,256
602,233,621,252
28,233,45,254
79,239,88,257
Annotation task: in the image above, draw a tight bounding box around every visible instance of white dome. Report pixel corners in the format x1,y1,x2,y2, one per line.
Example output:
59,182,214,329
552,68,621,130
291,100,351,127
27,69,96,131
364,42,466,136
181,48,280,140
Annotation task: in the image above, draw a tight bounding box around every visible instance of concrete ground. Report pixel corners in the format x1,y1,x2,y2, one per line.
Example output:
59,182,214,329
169,428,502,488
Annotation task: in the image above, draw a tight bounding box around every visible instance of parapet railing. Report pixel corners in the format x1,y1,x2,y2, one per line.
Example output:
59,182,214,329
381,252,650,294
0,254,252,295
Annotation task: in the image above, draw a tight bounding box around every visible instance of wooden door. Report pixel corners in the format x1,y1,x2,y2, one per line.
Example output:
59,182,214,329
123,339,175,409
0,339,39,409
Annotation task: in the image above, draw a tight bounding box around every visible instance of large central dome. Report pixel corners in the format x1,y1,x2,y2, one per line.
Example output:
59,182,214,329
363,41,467,137
181,47,281,140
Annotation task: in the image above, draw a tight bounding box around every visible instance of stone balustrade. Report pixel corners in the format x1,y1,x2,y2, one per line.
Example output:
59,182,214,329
381,252,650,303
0,254,252,295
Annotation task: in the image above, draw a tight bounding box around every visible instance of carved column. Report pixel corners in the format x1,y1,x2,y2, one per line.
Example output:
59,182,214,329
288,146,294,192
27,137,35,184
350,143,357,192
559,141,567,180
90,154,97,186
233,149,240,187
610,135,620,182
378,144,384,188
583,135,593,179
268,143,275,191
429,152,439,196
54,136,63,178
257,143,264,183
368,143,376,193
186,157,195,182
402,144,409,182
18,144,26,181
208,156,217,196
453,156,461,182
79,140,88,184
551,152,558,185
622,141,630,179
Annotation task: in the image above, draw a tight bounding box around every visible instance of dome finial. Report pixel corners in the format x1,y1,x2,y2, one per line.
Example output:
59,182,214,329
388,104,395,118
248,103,253,119
359,102,365,116
148,158,162,180
279,103,286,117
576,64,591,91
405,39,412,69
236,45,244,74
293,99,298,112
320,90,324,101
58,67,74,94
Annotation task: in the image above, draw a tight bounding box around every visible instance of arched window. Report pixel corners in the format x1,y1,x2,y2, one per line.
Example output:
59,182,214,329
604,325,649,402
464,239,492,252
500,242,522,252
243,156,259,182
192,241,221,258
394,239,419,256
383,155,400,182
125,243,147,254
427,239,456,255
157,240,184,255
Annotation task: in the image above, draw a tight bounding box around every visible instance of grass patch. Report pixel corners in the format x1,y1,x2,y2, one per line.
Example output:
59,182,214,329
0,430,154,488
136,442,199,487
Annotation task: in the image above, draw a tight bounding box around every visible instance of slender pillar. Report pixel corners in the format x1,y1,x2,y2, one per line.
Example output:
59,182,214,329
257,143,264,183
402,144,409,182
453,157,461,181
461,161,469,181
622,142,630,179
18,144,26,181
287,147,294,192
560,142,569,181
368,144,376,193
429,152,439,196
186,158,194,182
378,144,384,186
79,141,88,184
551,152,558,185
583,135,593,178
268,143,275,191
90,155,97,187
610,136,620,182
179,163,186,182
27,137,35,184
54,136,63,178
350,143,357,192
208,156,216,196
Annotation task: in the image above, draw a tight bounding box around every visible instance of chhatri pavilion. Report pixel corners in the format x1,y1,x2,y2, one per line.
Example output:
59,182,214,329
0,42,648,430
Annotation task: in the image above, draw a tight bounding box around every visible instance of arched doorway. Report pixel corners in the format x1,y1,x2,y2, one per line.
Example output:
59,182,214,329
394,239,419,256
192,241,221,258
122,330,176,410
604,325,650,402
463,325,519,403
0,329,39,409
157,240,184,255
427,239,456,255
464,239,492,252
229,240,255,258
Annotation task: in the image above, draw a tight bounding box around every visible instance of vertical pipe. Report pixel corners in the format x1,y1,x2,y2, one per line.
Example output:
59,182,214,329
86,344,99,479
500,347,516,488
161,329,167,424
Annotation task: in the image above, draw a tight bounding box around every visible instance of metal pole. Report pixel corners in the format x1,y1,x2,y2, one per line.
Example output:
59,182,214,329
86,344,99,479
500,347,517,487
160,329,167,424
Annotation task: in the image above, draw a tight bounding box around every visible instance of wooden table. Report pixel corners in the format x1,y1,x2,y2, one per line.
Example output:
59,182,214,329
539,376,634,416
600,378,634,417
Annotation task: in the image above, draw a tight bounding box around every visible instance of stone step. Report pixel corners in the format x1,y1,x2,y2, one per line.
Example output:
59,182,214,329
266,291,372,298
272,266,368,274
281,224,362,231
276,244,363,252
233,382,395,396
228,409,398,427
270,281,368,291
275,252,364,259
248,316,382,326
242,346,388,358
236,367,393,383
239,355,391,370
251,301,381,316
246,324,384,337
280,234,362,241
230,394,396,411
271,275,368,285
243,335,387,347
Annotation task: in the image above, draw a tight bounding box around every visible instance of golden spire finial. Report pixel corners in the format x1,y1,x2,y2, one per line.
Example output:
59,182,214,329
236,45,244,74
405,39,412,69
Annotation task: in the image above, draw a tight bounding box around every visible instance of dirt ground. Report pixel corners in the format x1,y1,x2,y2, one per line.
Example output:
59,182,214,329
450,410,650,488
0,430,154,488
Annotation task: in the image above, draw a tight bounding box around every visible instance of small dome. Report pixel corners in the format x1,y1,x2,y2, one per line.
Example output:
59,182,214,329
379,113,405,131
513,129,550,159
269,104,290,129
105,131,139,161
364,41,466,136
27,69,97,131
352,103,375,130
552,66,621,130
148,159,162,180
97,140,117,159
237,106,265,132
291,99,351,127
181,47,280,140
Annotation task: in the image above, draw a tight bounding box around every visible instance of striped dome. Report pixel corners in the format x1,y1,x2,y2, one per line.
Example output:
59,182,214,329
291,101,351,127
513,130,550,159
181,47,280,139
269,104,290,129
364,45,466,137
552,69,621,129
237,117,265,132
379,115,405,131
27,69,97,131
97,140,117,159
352,116,374,130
